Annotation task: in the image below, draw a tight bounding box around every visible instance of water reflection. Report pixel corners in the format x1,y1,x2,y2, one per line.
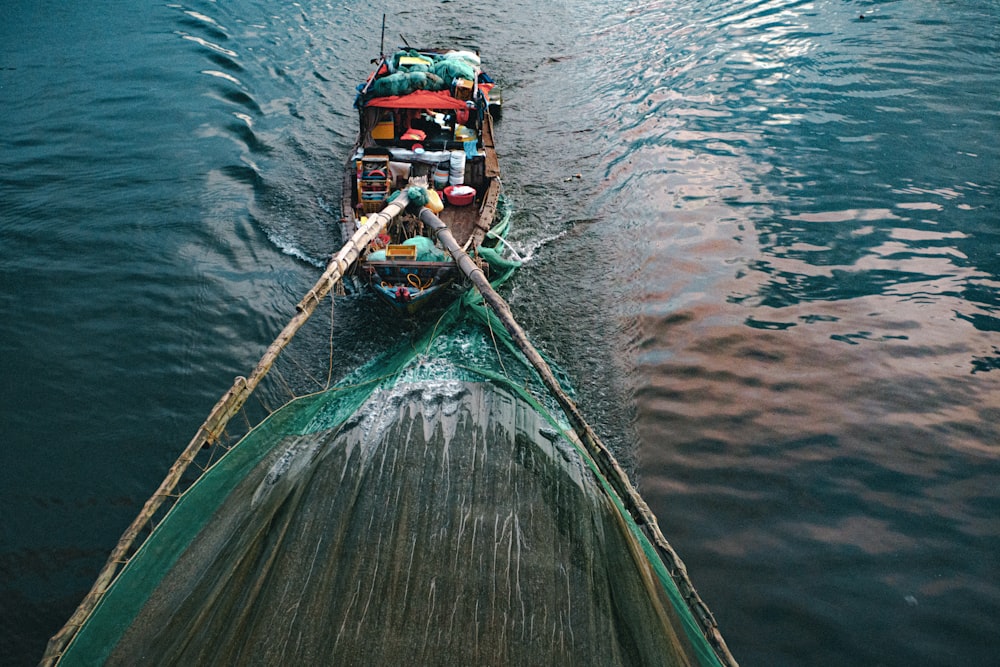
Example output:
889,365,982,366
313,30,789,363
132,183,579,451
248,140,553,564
581,0,999,664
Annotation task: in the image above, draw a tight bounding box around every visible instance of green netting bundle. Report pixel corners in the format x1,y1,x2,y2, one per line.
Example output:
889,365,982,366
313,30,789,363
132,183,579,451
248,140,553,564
409,237,445,261
431,58,476,84
477,246,520,280
369,71,445,97
390,49,429,71
406,186,429,207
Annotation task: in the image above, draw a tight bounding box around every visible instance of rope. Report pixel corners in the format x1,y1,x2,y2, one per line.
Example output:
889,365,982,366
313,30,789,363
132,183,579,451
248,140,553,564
407,272,434,291
281,346,325,393
270,365,296,402
325,292,335,389
482,302,510,381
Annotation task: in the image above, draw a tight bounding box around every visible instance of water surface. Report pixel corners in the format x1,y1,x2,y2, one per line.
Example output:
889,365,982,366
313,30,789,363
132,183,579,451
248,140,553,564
2,1,997,664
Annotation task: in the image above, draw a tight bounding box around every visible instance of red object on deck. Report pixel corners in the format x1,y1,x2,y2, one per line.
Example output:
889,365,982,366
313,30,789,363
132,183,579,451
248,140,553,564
443,185,475,206
366,90,467,110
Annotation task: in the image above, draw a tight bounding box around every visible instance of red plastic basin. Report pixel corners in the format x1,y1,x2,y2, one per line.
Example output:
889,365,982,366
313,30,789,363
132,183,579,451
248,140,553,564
444,185,475,206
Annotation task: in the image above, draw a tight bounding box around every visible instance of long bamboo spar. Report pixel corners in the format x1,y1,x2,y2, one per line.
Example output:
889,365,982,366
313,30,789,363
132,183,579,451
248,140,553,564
40,193,411,667
418,207,738,667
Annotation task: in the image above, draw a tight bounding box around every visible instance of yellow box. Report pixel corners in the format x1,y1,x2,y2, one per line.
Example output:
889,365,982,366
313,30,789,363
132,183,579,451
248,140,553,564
399,55,432,67
372,121,394,140
454,78,473,101
386,244,417,260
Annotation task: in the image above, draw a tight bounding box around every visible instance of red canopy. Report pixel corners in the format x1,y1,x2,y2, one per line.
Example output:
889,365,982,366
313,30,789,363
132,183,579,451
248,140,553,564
366,89,468,110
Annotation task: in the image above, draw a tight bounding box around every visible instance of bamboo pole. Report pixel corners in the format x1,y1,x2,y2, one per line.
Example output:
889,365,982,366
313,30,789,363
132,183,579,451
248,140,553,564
418,207,739,667
40,193,412,667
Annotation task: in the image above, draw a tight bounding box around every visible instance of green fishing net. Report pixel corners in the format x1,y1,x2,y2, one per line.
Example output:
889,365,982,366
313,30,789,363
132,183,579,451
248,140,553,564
57,243,724,667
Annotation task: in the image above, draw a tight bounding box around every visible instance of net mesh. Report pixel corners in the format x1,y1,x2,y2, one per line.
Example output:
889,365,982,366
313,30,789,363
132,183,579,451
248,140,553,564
56,252,725,667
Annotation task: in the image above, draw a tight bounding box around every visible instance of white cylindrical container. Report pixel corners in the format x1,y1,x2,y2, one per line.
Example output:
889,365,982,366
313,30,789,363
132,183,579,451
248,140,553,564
449,150,466,185
434,162,450,189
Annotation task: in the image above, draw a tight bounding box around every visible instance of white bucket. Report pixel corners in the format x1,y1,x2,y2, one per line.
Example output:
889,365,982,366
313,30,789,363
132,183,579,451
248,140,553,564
433,162,450,189
449,150,466,185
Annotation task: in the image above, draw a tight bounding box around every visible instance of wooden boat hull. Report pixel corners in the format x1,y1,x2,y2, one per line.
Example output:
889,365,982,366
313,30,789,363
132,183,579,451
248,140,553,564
366,259,458,313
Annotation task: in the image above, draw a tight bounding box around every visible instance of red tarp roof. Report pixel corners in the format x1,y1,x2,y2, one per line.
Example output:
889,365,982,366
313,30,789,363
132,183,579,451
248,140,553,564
365,89,468,110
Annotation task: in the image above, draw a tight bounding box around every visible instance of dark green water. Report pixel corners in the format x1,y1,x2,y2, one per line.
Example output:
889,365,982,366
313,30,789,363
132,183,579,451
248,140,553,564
2,0,997,664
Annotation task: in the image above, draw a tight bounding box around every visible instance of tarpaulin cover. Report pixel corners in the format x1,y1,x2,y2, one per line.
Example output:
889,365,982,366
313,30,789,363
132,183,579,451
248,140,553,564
57,242,724,667
366,89,468,110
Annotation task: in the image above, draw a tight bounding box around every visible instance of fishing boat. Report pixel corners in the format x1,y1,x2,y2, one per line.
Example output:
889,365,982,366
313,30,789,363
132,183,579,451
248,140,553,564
342,45,505,313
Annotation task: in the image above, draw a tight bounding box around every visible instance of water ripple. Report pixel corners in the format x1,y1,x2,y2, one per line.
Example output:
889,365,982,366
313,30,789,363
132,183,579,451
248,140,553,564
579,0,1000,663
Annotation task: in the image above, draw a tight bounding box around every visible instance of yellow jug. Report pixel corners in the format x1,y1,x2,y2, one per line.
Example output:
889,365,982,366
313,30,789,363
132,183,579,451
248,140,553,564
426,188,444,213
